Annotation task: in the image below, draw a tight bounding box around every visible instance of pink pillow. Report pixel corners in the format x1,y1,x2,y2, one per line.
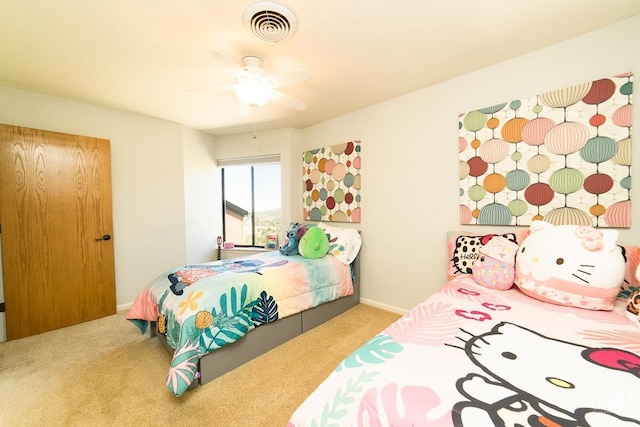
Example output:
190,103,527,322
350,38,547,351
447,230,530,280
472,236,519,290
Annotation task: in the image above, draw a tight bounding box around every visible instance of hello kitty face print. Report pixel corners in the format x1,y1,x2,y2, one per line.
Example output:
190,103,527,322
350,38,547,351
453,322,640,426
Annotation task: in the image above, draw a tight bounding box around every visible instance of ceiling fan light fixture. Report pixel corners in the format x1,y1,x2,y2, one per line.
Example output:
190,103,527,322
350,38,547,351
235,74,273,108
243,2,298,43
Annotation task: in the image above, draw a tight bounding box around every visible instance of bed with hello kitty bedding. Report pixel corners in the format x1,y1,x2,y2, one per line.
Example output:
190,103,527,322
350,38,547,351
287,221,640,427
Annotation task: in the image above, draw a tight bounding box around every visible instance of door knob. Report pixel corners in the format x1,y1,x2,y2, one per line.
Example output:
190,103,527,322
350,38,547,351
95,234,112,241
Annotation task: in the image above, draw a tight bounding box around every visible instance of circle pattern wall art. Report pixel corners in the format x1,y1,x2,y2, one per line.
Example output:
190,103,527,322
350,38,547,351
303,141,361,223
458,72,632,227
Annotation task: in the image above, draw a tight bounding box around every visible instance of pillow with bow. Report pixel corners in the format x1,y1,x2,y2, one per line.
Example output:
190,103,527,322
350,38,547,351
515,221,625,311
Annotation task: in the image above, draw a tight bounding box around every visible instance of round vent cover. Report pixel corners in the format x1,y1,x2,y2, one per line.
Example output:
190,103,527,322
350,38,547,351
243,2,298,43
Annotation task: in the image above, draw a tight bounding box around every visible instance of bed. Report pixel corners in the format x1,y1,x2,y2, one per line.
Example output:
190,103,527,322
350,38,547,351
127,224,362,397
288,223,640,427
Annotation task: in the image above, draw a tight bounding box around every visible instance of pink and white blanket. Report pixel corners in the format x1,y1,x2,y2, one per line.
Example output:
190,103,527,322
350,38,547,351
288,276,640,426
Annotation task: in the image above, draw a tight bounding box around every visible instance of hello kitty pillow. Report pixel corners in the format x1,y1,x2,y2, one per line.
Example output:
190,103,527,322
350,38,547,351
515,221,625,311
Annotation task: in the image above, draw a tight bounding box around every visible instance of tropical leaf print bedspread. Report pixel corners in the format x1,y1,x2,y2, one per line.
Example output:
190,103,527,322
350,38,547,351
288,275,640,427
127,251,353,396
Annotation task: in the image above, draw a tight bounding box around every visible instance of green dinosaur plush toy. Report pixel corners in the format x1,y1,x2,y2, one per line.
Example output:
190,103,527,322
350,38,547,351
298,226,329,259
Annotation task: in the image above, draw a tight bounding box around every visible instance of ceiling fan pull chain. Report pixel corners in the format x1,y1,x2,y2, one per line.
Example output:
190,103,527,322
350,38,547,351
252,108,258,139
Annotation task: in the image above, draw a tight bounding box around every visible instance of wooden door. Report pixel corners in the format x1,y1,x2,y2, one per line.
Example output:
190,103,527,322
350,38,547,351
0,124,116,340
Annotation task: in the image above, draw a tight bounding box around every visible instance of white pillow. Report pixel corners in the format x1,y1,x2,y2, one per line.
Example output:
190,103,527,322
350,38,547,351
317,222,361,265
515,221,625,311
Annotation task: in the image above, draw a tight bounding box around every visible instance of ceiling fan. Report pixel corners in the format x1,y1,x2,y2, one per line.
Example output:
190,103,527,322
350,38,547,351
191,52,312,111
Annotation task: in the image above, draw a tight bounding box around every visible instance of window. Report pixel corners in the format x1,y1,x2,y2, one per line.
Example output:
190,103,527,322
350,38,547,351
220,159,281,248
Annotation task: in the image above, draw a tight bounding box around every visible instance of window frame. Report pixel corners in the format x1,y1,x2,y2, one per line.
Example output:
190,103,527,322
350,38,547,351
218,155,281,248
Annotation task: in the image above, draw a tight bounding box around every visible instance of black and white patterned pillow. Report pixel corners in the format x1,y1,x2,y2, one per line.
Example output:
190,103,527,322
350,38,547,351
449,232,519,277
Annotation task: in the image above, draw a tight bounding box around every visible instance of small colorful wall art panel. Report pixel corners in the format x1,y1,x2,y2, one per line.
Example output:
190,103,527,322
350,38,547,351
303,141,361,223
459,72,633,227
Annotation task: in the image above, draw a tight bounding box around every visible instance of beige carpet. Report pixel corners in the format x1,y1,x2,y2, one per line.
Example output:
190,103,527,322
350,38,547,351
0,304,400,427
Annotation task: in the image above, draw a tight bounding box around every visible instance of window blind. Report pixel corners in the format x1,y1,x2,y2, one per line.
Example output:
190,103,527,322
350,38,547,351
216,154,280,167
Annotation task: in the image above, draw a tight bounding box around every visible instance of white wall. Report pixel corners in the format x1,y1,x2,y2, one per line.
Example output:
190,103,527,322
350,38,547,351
0,86,202,309
300,15,640,313
0,16,637,316
182,126,219,264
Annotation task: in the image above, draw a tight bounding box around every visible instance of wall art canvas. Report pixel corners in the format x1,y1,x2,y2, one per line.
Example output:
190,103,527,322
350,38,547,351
458,72,633,227
303,140,361,223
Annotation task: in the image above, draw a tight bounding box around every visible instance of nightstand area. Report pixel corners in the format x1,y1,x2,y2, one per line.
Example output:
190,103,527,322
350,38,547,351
219,247,272,260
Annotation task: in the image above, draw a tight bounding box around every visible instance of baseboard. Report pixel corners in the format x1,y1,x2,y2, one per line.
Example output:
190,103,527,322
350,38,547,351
117,302,133,313
0,312,5,342
359,298,407,315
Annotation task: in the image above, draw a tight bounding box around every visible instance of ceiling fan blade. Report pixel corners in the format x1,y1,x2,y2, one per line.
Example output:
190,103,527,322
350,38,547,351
272,90,307,110
181,52,241,92
267,70,312,88
211,50,243,71
183,83,236,92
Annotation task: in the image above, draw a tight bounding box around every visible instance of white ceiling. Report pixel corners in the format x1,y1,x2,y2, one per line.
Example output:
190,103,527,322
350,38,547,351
2,1,639,136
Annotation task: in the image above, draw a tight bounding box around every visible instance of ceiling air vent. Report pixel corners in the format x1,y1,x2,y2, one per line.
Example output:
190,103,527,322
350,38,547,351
243,2,298,43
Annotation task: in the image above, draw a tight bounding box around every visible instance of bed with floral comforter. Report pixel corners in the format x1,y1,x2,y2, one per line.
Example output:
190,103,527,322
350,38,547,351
127,251,354,396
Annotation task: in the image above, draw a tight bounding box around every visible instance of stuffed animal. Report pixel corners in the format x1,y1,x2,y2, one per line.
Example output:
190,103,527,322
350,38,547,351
472,235,519,290
625,264,640,327
279,222,307,256
515,221,625,310
298,226,329,259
